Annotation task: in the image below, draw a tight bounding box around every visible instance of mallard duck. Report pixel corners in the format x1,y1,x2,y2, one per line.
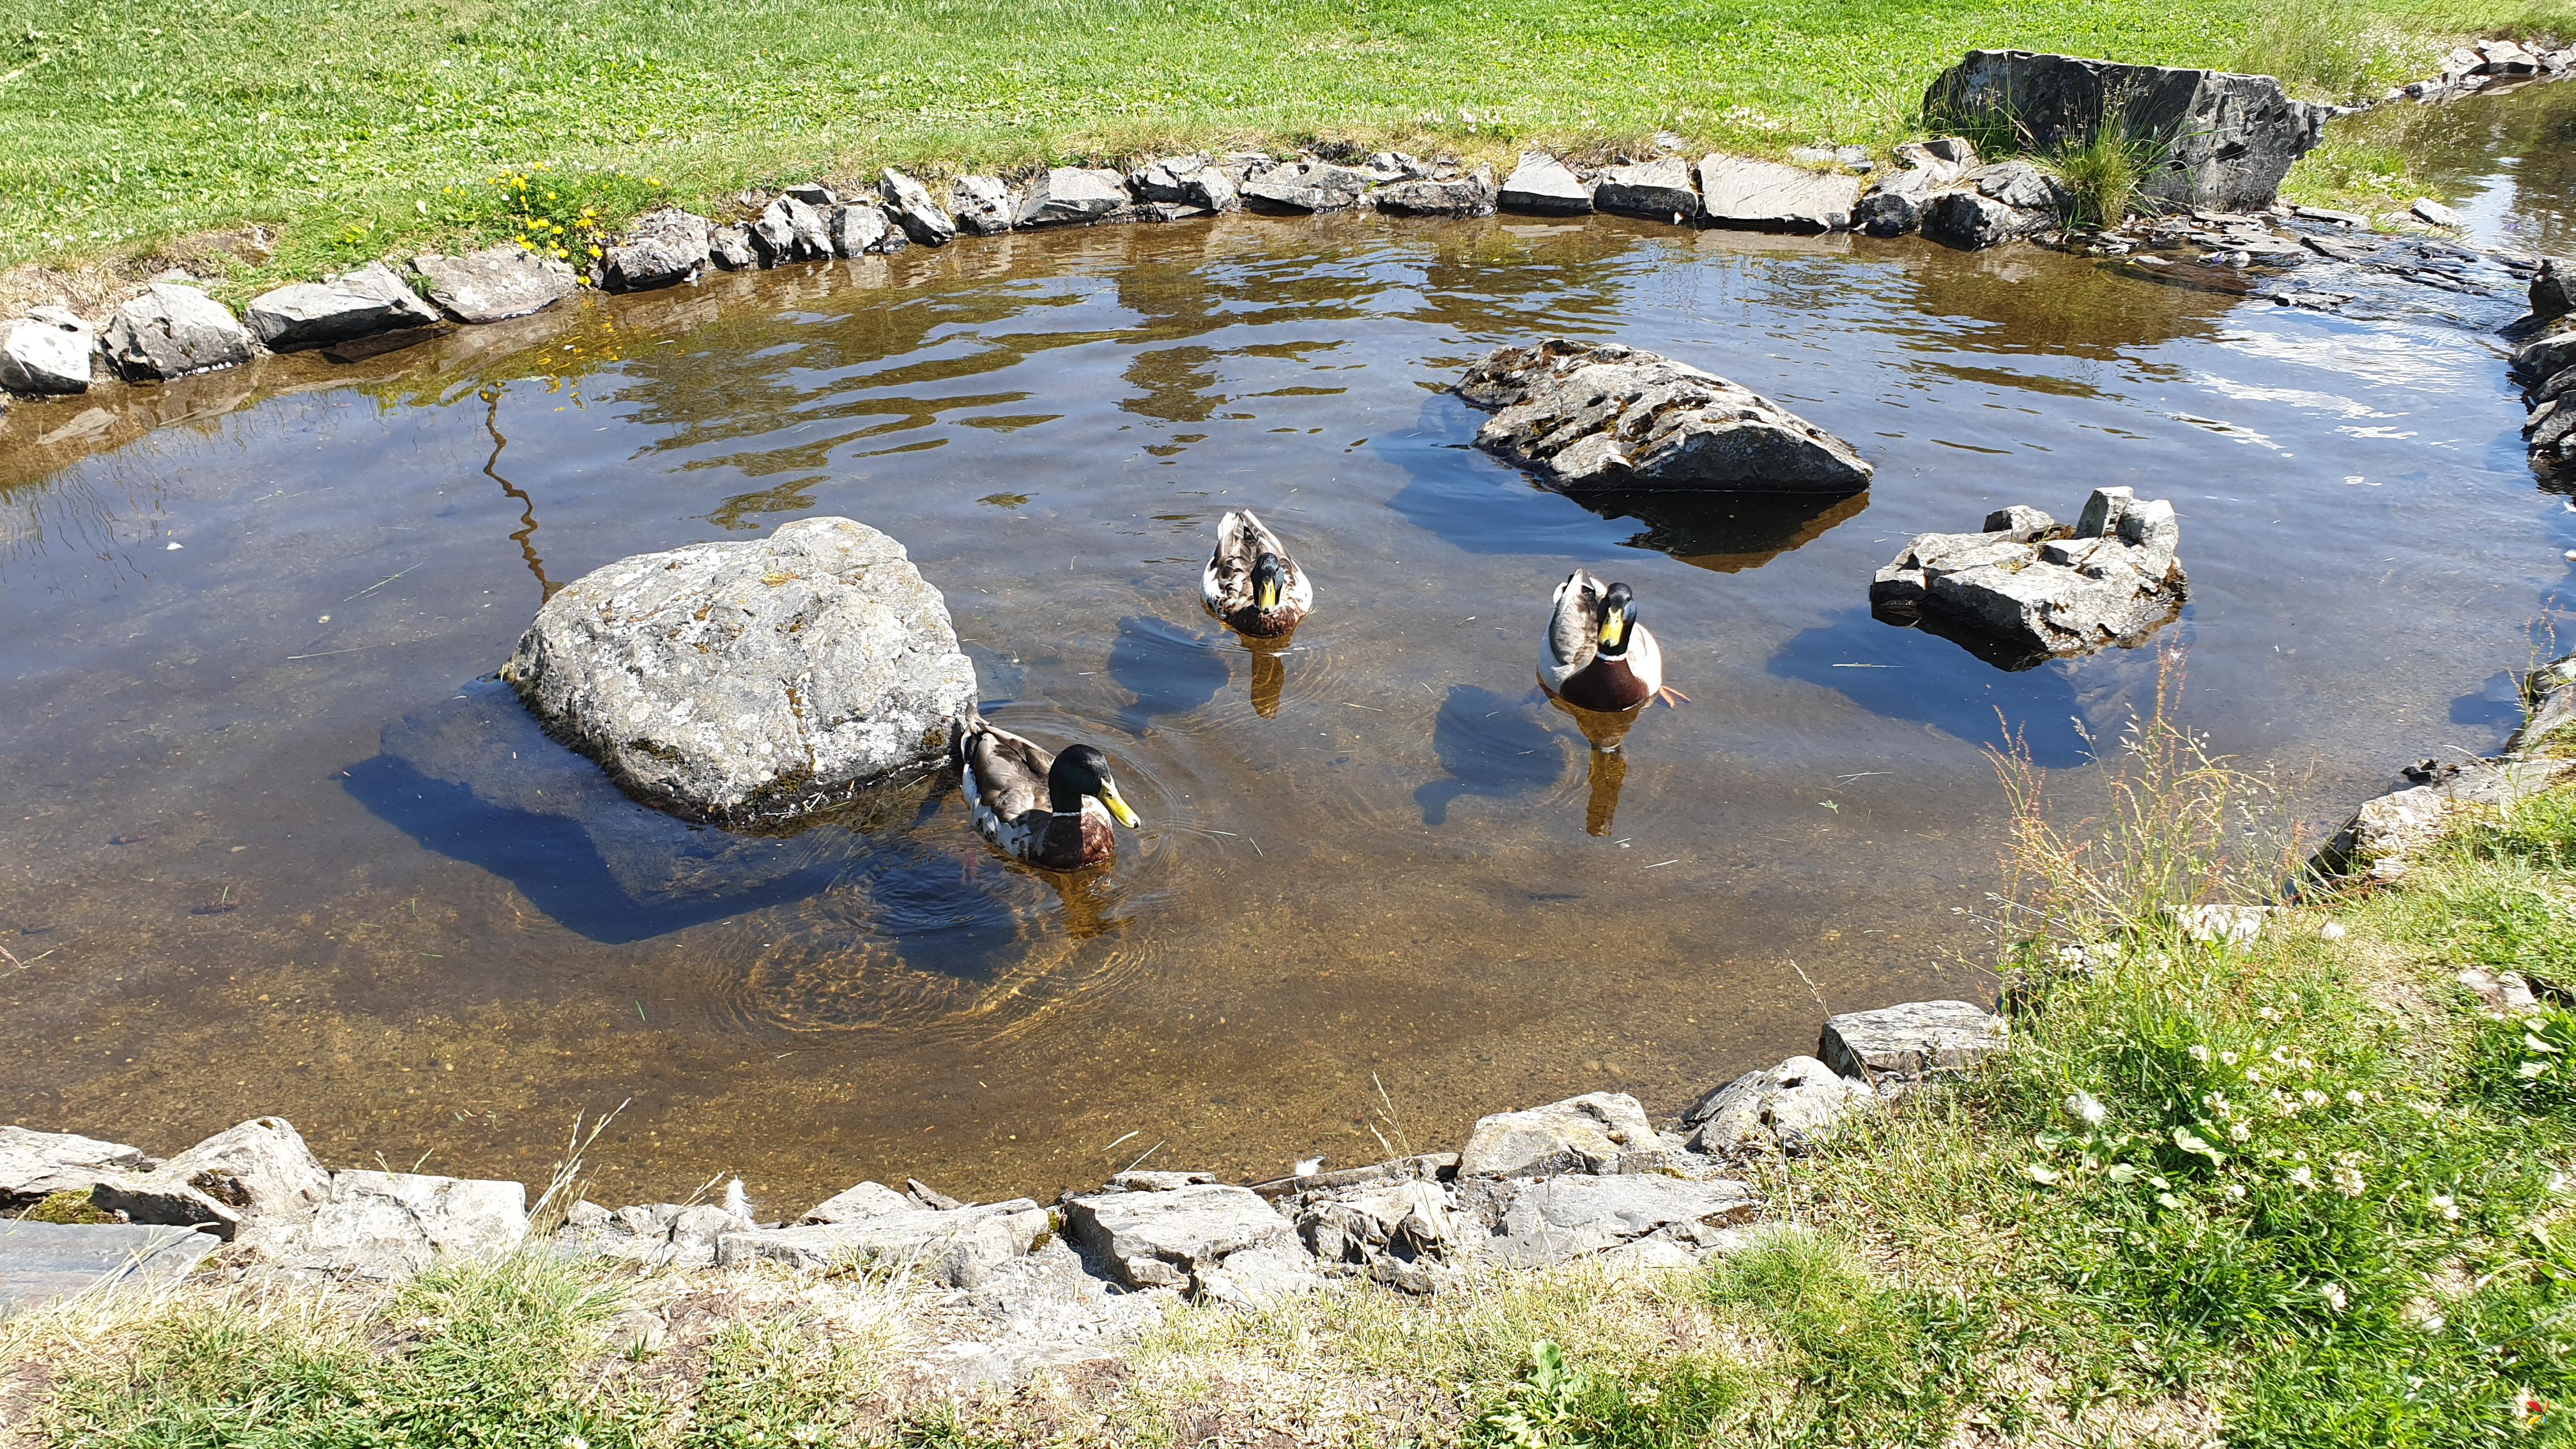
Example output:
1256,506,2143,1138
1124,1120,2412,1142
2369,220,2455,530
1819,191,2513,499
1201,509,1313,638
960,719,1140,870
1538,570,1687,712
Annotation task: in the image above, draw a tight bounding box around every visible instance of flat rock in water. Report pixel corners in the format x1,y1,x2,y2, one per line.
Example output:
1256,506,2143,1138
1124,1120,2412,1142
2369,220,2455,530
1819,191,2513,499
503,516,977,825
1456,1091,1678,1177
1017,168,1130,227
1820,1000,2009,1081
1695,155,1860,232
0,1221,220,1315
1457,339,1874,494
1871,486,2184,664
1,307,95,394
1374,165,1496,217
1498,152,1594,215
1060,1180,1310,1301
951,175,1016,234
102,284,256,379
245,261,439,351
92,1117,330,1246
280,1170,526,1280
602,209,711,291
0,1125,155,1206
878,169,958,245
1592,157,1701,222
411,247,578,325
1684,1055,1876,1156
1241,161,1373,214
2411,197,2465,229
719,1199,1046,1287
1924,50,2329,211
1460,1174,1758,1268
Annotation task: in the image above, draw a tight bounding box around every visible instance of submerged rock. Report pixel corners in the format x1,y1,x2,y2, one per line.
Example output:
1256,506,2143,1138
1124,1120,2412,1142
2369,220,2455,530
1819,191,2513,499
102,283,256,379
602,208,712,291
1696,155,1861,233
1820,1000,2009,1082
411,247,578,325
1457,339,1875,494
503,516,978,826
1924,50,2330,211
1498,152,1594,216
245,261,441,351
1374,165,1497,217
0,307,95,394
1456,1091,1678,1178
1870,488,2185,666
1683,1055,1876,1156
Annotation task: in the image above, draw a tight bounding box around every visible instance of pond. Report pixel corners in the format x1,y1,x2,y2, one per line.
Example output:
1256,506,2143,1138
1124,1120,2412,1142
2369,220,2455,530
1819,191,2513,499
4,84,2572,1211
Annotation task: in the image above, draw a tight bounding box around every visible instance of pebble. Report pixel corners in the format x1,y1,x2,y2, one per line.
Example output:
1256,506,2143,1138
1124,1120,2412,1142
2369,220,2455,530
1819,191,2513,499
2318,920,2348,940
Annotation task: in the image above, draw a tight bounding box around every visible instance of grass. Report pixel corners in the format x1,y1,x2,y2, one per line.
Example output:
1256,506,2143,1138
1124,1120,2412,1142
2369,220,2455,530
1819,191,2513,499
0,0,2559,299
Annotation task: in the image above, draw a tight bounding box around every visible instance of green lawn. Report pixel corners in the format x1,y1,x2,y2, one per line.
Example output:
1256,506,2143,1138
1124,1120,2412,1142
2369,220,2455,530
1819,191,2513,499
0,0,2551,291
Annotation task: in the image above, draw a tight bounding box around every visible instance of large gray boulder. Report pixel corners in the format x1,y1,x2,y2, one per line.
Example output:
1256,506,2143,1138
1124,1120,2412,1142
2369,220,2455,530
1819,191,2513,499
102,284,256,379
878,169,957,245
1131,155,1239,213
1593,157,1701,223
602,209,711,291
1460,1174,1757,1268
749,196,835,264
1017,168,1131,227
1696,155,1860,232
411,247,578,325
245,261,440,351
1820,1000,2009,1082
1498,152,1594,216
951,175,1016,234
1241,161,1374,214
1456,1091,1678,1178
827,203,905,258
1684,1055,1876,1156
1061,1179,1314,1303
1457,339,1875,494
719,1197,1048,1288
503,516,977,825
1374,165,1496,218
1924,50,2329,211
1870,487,2184,664
0,1126,155,1208
1,307,95,394
281,1170,526,1280
91,1117,331,1246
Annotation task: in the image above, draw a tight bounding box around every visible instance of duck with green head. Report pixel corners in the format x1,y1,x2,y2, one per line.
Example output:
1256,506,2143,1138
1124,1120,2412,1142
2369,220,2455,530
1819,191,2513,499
1538,570,1689,712
960,719,1140,870
1201,509,1314,638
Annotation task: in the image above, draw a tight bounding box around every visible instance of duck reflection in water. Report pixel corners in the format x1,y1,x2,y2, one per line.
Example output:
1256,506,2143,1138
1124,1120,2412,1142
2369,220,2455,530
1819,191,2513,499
1547,694,1640,837
1240,632,1294,719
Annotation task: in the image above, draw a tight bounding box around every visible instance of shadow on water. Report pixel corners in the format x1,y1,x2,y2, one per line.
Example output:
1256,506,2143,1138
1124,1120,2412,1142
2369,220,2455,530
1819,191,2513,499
1769,606,2096,768
1415,685,1571,827
1107,615,1231,734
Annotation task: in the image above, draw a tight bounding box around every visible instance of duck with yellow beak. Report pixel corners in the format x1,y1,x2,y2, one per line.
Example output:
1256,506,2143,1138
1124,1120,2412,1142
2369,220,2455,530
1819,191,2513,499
960,719,1140,870
1538,570,1689,712
1201,509,1314,638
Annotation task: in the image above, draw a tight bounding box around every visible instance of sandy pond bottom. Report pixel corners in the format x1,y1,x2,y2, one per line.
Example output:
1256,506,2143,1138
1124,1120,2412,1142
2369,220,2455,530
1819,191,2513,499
4,94,2574,1209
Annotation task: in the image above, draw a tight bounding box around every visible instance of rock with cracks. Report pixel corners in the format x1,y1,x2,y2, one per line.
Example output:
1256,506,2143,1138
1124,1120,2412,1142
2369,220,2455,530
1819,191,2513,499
1374,165,1497,218
950,176,1016,234
1457,339,1875,494
1820,1001,2009,1082
1017,169,1131,227
1498,152,1594,215
750,196,834,264
1919,162,2064,249
1870,487,2185,666
602,209,712,292
0,1126,156,1208
90,1117,331,1247
245,261,441,351
1684,1055,1878,1156
502,516,978,825
878,169,957,245
1132,156,1241,214
1061,1179,1317,1303
1,307,95,394
1696,155,1861,233
1924,50,2329,212
1242,162,1374,215
1457,1092,1680,1178
102,284,256,379
277,1170,528,1281
1459,1174,1758,1268
719,1198,1048,1289
555,1200,753,1270
411,247,578,325
1593,157,1701,223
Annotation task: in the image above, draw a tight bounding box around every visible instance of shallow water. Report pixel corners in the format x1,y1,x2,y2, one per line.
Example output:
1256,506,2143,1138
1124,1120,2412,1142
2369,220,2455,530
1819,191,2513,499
5,86,2573,1210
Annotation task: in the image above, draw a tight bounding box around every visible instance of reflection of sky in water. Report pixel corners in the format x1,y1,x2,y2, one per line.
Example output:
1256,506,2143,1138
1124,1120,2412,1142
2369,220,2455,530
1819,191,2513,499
1,83,2573,1206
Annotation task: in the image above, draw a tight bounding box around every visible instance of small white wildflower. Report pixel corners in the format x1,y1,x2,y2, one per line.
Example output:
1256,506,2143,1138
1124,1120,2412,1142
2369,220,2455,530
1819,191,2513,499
2064,1090,2108,1128
2246,1065,2266,1084
2409,1099,2441,1117
2189,1045,2211,1063
2288,1165,2316,1189
2220,1050,2239,1066
2332,1153,2366,1199
2229,1121,2251,1143
2431,1193,2460,1222
2225,1182,2246,1199
2320,1282,2347,1311
2319,921,2347,941
2344,1089,2365,1107
2301,1089,2330,1108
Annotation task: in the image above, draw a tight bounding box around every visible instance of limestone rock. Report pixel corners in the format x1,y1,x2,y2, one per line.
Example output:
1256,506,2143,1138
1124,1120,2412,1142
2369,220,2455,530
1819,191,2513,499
1459,1174,1757,1268
1820,1000,2009,1082
2513,653,2576,758
1683,1055,1876,1156
951,175,1016,234
1132,156,1239,213
878,169,957,245
2179,903,2269,946
1869,486,2185,664
92,1117,330,1245
1457,1091,1678,1178
0,1221,222,1315
750,196,834,264
709,225,758,271
411,247,578,325
102,284,256,379
802,1179,916,1223
245,261,440,351
554,1200,751,1269
1696,155,1860,233
828,203,904,258
1457,338,1874,494
719,1199,1046,1288
1060,1180,1303,1300
602,209,711,292
1,307,95,394
504,518,976,824
282,1170,526,1280
1924,50,2329,211
1296,1178,1464,1281
919,1239,1171,1392
1241,161,1374,215
1498,152,1594,216
1017,168,1131,227
0,1126,155,1207
1374,165,1497,218
1592,157,1701,223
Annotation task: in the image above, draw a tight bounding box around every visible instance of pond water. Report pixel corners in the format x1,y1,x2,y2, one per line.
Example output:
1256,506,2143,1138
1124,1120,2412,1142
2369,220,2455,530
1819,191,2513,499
5,84,2572,1211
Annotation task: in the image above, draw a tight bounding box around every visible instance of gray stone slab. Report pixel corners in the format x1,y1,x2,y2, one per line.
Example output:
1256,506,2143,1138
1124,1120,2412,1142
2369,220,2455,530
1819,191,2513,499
0,1220,218,1315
